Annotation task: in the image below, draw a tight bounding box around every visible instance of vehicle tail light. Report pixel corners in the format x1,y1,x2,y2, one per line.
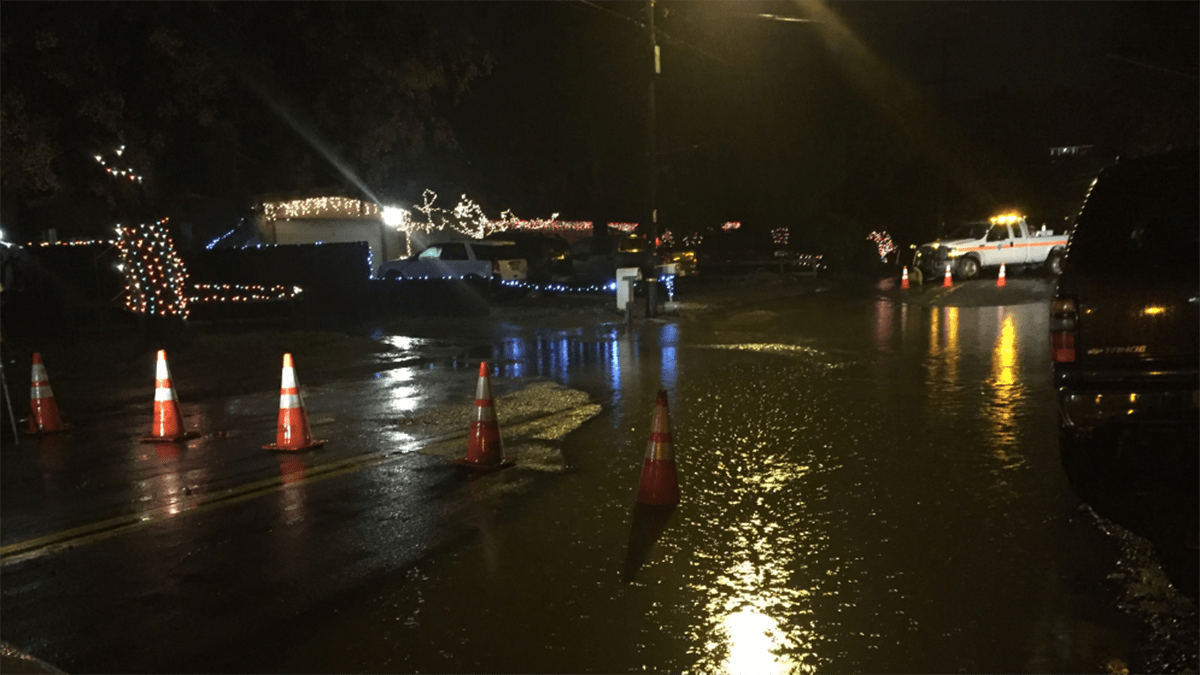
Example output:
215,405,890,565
1050,296,1077,363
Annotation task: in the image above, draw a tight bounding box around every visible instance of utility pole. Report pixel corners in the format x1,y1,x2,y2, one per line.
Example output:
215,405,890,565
645,0,659,318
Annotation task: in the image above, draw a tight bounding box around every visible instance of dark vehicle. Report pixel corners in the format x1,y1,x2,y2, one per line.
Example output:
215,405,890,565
1052,148,1198,510
485,231,571,284
569,234,655,283
659,247,698,276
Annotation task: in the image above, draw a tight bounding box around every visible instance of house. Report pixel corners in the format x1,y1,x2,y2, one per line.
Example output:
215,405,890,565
254,194,404,273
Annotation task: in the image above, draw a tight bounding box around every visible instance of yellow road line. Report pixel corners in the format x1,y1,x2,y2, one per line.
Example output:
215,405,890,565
0,451,393,566
0,407,585,566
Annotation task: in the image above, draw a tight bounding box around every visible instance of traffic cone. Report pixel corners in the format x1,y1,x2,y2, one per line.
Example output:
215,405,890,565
900,266,910,289
942,263,953,287
141,349,199,442
997,263,1007,287
264,353,325,451
636,390,680,506
25,352,69,434
454,362,513,471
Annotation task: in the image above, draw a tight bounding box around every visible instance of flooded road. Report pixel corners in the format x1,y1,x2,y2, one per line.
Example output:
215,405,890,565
2,279,1195,673
268,286,1193,674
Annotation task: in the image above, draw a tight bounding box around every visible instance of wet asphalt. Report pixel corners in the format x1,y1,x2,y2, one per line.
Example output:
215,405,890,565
1,275,1196,674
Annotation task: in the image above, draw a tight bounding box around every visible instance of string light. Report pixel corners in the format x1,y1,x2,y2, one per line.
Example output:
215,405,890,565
722,222,741,231
606,223,638,233
498,279,618,293
771,227,790,245
868,231,896,261
27,239,116,247
188,283,303,303
262,196,380,221
205,219,248,250
94,153,144,184
495,219,596,233
114,218,190,319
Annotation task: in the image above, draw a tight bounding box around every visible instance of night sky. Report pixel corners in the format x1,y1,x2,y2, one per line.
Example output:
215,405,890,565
2,1,1196,250
437,1,1198,245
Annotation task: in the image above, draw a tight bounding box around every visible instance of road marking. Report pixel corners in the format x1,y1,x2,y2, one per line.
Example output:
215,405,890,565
0,407,590,566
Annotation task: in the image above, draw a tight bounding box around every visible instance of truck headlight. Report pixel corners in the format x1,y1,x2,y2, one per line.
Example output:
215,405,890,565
946,249,964,258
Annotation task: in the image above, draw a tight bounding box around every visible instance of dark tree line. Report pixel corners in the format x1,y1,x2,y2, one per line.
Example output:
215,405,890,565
1,2,494,245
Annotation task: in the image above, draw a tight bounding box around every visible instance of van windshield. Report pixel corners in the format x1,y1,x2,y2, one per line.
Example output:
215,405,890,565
1069,166,1199,271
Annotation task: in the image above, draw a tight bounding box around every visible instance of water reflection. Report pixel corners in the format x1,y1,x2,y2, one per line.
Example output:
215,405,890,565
721,608,799,675
992,309,1017,387
988,310,1024,471
134,445,189,517
36,433,71,500
874,298,893,352
925,306,959,385
382,335,431,359
696,553,811,675
691,506,816,675
496,334,577,381
660,323,679,392
378,366,422,412
277,455,307,525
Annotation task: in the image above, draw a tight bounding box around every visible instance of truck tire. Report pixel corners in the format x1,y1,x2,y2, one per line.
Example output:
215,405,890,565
1045,250,1064,275
956,256,980,280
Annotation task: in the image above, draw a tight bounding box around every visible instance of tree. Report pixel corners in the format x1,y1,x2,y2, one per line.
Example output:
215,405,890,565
1,2,493,244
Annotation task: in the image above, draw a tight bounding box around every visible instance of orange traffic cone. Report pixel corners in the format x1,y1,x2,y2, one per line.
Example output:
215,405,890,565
141,350,199,442
942,263,953,287
636,390,680,506
26,352,69,434
264,353,325,451
454,362,513,471
996,263,1007,287
900,266,910,290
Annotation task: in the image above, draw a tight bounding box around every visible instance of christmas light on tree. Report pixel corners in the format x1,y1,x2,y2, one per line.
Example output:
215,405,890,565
868,231,896,261
114,218,191,318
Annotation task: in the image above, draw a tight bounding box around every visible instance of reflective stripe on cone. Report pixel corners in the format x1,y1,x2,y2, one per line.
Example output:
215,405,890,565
141,350,199,443
264,353,325,451
26,352,69,434
454,361,513,471
637,390,680,506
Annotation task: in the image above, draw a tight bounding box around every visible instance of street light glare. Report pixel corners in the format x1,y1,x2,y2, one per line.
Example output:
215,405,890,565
382,206,408,228
752,13,819,23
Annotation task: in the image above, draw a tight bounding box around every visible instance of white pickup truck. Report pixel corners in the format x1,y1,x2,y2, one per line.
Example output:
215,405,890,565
911,214,1068,282
375,239,528,282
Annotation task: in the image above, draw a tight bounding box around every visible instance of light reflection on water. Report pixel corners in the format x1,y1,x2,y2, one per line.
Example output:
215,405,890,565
378,365,422,412
683,370,827,675
988,309,1025,472
675,298,1049,673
